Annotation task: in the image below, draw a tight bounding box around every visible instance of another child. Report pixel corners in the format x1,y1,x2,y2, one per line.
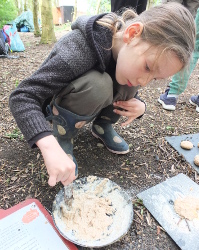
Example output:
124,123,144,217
9,3,195,187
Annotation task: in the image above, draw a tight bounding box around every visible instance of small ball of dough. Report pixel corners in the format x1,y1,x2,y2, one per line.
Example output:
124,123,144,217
180,141,193,150
194,155,199,166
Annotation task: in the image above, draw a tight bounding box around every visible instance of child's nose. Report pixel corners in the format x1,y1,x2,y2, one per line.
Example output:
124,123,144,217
138,75,153,87
138,78,148,87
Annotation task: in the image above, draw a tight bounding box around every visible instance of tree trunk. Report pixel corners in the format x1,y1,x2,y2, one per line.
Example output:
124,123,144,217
19,0,23,14
95,0,101,14
14,0,20,15
24,0,27,11
14,0,18,8
40,0,56,44
73,0,77,21
33,0,41,37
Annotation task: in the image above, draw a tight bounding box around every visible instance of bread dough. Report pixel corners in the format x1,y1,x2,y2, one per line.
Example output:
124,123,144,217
60,190,113,241
53,175,133,246
194,155,199,166
180,140,193,150
58,177,120,241
174,196,199,220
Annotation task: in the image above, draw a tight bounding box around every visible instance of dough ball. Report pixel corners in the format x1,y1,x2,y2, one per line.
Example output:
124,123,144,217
180,141,193,150
194,155,199,166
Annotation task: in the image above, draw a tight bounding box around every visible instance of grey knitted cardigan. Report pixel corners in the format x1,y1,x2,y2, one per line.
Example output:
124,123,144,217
9,14,140,147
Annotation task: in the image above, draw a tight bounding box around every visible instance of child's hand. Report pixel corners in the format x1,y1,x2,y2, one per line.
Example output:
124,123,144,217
113,98,145,127
36,135,76,186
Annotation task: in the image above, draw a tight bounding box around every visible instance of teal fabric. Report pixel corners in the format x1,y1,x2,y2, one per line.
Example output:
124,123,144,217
4,23,25,52
169,8,199,95
195,8,199,55
14,11,34,32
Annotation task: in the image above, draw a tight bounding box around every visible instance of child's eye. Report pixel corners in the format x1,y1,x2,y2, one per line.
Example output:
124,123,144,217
145,64,150,71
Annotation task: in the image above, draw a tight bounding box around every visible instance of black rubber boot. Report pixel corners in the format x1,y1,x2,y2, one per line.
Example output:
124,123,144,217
91,105,129,154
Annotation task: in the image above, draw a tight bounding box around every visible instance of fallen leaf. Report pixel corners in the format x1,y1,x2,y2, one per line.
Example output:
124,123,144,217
146,211,152,226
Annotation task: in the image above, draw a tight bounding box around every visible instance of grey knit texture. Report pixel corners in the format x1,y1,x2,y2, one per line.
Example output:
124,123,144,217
9,15,113,144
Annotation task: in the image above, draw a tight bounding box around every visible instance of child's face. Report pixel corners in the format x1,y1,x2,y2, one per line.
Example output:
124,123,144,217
115,37,183,87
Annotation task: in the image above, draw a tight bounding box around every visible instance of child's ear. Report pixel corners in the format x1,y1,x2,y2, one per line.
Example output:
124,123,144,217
123,22,144,43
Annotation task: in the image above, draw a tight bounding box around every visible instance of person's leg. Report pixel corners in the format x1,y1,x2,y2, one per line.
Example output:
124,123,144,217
158,55,198,110
189,8,199,112
46,70,114,174
91,80,139,154
189,95,199,112
158,7,199,111
168,6,199,96
137,0,148,14
111,0,120,12
56,69,113,116
169,55,198,95
185,0,199,18
111,0,138,12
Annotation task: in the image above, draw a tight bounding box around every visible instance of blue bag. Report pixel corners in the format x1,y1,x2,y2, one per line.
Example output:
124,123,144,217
20,26,29,32
4,23,25,52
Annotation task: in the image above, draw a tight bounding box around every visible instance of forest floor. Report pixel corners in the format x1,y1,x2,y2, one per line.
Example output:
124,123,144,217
0,29,199,250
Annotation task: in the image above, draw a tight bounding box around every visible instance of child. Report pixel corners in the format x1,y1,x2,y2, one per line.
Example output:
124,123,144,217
9,3,195,187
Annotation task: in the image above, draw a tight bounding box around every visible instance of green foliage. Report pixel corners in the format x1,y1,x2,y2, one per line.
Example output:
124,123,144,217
87,0,111,15
54,22,71,32
0,0,18,28
99,0,111,13
166,126,175,132
147,0,161,9
5,128,23,140
15,79,19,87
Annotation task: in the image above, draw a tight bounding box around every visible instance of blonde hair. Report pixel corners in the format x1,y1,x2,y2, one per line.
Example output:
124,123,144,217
97,2,195,68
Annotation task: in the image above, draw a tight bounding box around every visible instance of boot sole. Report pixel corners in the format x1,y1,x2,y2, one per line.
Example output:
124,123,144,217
158,98,176,111
91,130,129,155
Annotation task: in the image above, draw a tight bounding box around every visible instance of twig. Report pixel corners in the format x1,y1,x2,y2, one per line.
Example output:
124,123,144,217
158,144,169,156
133,218,142,224
0,95,8,102
1,135,12,139
177,218,182,225
177,217,191,232
1,177,33,190
185,219,191,232
158,144,177,162
134,210,143,220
